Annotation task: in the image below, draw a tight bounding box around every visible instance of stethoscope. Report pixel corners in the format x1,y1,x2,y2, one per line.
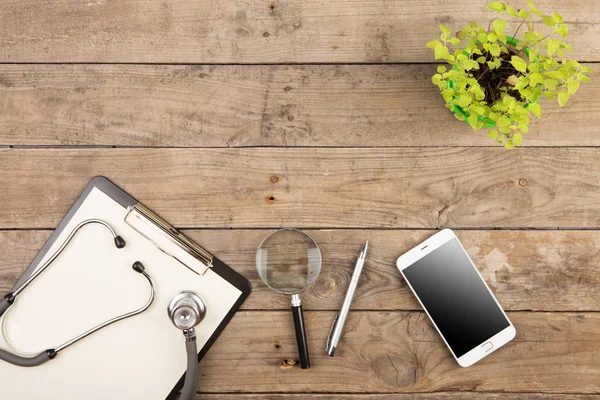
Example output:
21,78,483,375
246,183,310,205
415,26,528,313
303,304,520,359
0,219,205,400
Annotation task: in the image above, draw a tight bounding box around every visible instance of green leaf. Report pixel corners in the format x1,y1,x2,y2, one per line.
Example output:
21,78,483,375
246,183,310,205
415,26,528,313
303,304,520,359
518,124,529,133
513,132,523,146
577,73,591,82
518,9,530,18
555,24,568,38
442,88,454,101
529,103,542,118
478,33,489,43
497,115,511,127
510,55,528,73
552,12,564,23
440,25,451,41
488,129,499,139
471,106,485,115
426,39,440,49
458,95,473,107
487,2,506,12
477,56,487,63
450,37,461,46
493,19,506,36
543,15,557,26
437,65,447,73
467,114,479,130
525,0,542,15
434,42,446,59
490,43,501,57
505,140,515,149
544,92,555,100
568,80,580,95
529,72,543,87
558,91,569,107
545,70,563,80
528,62,540,73
454,113,466,122
547,39,559,56
581,65,595,73
488,32,498,42
506,6,519,17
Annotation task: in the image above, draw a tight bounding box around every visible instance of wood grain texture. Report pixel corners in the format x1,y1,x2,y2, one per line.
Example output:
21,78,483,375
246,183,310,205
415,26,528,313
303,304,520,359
0,64,598,147
1,148,600,229
0,230,46,294
195,311,600,393
0,0,597,63
2,230,599,311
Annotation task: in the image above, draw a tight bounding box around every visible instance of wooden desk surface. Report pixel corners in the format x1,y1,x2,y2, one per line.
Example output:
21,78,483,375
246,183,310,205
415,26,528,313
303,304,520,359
0,0,599,398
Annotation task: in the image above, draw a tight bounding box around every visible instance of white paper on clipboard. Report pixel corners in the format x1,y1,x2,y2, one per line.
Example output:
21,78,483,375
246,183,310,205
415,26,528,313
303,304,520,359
0,187,243,399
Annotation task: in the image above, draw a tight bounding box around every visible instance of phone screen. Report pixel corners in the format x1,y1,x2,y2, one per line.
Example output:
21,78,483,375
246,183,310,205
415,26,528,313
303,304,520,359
403,238,509,358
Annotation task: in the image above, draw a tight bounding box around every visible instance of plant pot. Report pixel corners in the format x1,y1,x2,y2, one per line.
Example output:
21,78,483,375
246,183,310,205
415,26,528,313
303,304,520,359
447,36,535,128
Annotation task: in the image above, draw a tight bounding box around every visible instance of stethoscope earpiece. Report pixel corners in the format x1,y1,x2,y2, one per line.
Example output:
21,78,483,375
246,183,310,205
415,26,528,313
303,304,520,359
0,218,203,400
0,219,155,367
114,235,126,249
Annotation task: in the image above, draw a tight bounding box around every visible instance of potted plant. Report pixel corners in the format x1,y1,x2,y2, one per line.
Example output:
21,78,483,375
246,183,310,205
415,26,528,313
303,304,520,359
427,0,593,148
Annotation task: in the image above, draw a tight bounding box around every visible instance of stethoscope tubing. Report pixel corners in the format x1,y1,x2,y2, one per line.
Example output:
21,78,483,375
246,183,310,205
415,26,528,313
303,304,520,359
0,219,155,366
12,219,123,298
56,264,155,353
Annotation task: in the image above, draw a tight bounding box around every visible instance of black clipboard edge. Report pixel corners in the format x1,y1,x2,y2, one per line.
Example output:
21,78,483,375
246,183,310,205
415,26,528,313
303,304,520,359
16,176,251,399
15,176,136,288
165,256,251,400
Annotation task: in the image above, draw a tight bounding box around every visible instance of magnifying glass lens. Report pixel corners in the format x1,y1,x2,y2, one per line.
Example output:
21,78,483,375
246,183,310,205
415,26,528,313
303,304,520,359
256,229,322,369
256,229,322,294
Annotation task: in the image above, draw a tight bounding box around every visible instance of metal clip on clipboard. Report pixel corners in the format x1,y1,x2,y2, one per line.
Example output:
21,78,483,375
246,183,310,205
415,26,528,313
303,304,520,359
125,204,213,275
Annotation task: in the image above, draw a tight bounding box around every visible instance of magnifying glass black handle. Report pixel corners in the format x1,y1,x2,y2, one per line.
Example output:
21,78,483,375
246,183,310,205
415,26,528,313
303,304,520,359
291,299,310,369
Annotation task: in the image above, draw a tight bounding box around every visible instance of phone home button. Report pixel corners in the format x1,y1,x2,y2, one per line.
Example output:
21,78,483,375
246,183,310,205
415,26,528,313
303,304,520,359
482,341,493,352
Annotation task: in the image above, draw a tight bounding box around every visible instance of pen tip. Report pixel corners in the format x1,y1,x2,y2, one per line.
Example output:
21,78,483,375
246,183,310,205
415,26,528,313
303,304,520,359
362,240,369,253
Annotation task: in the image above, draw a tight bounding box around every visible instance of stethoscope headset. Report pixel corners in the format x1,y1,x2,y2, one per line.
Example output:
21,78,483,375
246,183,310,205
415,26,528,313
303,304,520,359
0,219,205,400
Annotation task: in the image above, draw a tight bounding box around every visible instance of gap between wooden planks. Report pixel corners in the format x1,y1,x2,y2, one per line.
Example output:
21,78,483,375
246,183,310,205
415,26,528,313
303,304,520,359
1,148,600,229
0,0,597,63
0,64,598,147
198,396,600,399
2,229,598,312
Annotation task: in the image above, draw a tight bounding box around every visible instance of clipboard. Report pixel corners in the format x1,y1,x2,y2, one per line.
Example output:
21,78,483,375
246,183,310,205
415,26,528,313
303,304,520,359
0,176,251,399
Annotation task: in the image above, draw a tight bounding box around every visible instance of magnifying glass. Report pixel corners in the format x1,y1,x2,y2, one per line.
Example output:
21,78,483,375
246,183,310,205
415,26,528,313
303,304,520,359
256,229,322,369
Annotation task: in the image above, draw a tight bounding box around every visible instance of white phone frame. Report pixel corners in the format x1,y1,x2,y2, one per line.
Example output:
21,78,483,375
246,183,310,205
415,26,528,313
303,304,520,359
396,229,516,367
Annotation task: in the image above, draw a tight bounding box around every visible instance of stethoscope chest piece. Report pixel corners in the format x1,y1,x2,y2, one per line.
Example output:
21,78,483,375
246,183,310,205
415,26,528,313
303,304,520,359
167,291,207,400
168,291,206,334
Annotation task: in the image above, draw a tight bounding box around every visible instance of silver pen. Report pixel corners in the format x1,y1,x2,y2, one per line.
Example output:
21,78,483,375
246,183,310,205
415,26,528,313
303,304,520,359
326,241,369,357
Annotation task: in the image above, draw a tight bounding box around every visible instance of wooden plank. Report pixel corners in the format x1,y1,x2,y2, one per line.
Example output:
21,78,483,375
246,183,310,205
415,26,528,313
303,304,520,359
0,0,597,63
1,230,599,311
199,396,600,399
0,230,48,294
0,64,598,147
1,148,600,229
197,311,600,393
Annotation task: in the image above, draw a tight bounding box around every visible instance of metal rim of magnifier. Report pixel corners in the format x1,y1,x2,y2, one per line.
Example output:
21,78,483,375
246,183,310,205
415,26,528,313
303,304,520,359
255,228,322,295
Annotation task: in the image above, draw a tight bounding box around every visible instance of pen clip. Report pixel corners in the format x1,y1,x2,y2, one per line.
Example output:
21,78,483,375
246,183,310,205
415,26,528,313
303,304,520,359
326,313,339,351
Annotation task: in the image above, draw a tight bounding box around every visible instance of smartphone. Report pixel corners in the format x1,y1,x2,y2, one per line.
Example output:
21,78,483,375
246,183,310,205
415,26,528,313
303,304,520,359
396,229,515,367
